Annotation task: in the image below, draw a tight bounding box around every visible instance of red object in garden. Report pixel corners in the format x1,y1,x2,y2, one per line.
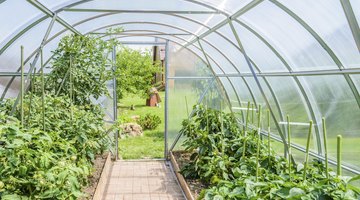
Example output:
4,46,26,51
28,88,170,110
146,87,161,107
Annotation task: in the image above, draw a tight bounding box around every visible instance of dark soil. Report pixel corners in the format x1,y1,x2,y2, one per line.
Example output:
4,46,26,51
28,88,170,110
80,153,109,200
172,151,207,199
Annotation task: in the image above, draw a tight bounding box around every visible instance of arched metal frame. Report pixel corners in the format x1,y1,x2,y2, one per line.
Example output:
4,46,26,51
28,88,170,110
0,0,359,173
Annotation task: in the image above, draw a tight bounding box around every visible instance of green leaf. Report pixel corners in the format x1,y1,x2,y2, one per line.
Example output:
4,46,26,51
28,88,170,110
289,187,305,198
213,195,224,200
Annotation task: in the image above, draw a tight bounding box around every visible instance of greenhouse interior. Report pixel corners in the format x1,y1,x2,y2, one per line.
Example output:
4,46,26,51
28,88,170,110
1,0,360,199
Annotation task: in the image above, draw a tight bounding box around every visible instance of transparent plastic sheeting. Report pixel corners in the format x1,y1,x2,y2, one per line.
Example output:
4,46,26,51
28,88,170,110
0,0,359,172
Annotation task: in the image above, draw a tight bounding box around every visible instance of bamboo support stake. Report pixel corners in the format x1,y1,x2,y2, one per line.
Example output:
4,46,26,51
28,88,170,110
220,102,225,154
267,109,271,167
20,46,24,128
303,120,313,182
185,96,191,137
41,49,45,131
244,102,251,134
26,67,36,126
251,103,254,124
69,56,73,121
287,115,291,181
242,102,251,159
255,105,262,182
322,118,329,180
337,135,342,177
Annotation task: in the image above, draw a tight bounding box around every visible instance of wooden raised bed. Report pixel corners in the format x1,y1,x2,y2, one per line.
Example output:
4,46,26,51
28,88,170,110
92,153,112,200
170,151,195,200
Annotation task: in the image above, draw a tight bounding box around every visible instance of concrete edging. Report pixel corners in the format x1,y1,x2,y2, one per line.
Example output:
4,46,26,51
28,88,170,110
92,153,113,200
170,151,195,200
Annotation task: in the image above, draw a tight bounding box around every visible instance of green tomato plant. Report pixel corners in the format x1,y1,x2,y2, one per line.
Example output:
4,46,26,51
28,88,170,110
43,34,116,105
179,105,360,200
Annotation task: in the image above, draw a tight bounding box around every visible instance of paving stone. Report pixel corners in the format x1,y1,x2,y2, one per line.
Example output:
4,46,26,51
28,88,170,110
102,160,185,200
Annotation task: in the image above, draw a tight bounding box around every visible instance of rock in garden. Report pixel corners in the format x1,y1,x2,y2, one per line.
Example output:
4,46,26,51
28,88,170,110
120,123,143,137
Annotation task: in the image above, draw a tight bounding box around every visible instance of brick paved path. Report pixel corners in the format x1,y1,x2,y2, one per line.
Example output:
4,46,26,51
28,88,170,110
103,160,186,200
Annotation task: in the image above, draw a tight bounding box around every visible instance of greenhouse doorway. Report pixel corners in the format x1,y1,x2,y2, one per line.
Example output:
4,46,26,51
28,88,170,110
114,41,169,161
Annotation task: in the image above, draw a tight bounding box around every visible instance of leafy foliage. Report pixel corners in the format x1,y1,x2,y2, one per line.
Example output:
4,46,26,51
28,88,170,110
138,113,161,130
115,46,161,99
0,96,110,199
0,32,115,199
179,105,360,200
44,34,115,105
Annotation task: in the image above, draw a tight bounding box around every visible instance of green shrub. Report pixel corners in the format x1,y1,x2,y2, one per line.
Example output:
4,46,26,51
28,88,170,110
138,113,161,130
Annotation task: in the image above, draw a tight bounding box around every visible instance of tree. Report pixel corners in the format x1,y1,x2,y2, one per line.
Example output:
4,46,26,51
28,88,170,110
115,46,161,100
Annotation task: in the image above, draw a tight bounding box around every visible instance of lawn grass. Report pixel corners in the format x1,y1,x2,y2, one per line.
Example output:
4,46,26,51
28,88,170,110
118,91,165,159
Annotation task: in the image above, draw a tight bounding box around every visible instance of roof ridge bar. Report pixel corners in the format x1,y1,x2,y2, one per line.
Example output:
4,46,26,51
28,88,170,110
182,0,263,48
27,0,82,35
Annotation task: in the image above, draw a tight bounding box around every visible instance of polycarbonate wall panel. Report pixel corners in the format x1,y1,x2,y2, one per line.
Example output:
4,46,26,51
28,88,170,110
267,77,318,151
176,14,225,28
226,22,288,72
279,0,360,69
198,40,238,74
0,77,20,99
352,75,360,92
203,32,250,73
169,45,212,78
168,78,211,150
257,78,284,136
350,0,360,23
218,77,240,108
239,1,337,71
38,0,71,9
228,77,255,110
71,0,213,11
73,13,206,35
207,58,223,75
200,0,253,14
0,1,41,44
0,18,54,72
303,75,360,169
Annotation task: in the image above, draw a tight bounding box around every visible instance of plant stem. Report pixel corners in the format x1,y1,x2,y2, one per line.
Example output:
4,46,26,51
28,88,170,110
41,49,45,131
244,102,251,135
185,96,191,137
27,67,36,126
287,115,291,181
242,102,251,159
267,109,271,167
20,46,24,128
303,120,313,182
251,103,254,124
322,118,329,180
256,105,262,182
69,56,73,121
206,103,209,134
337,135,342,177
220,102,224,154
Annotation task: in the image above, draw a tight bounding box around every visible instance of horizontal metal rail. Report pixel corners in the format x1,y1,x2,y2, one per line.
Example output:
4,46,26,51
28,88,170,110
63,8,220,15
118,41,167,45
278,122,313,126
168,76,214,79
92,32,192,36
216,68,360,77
